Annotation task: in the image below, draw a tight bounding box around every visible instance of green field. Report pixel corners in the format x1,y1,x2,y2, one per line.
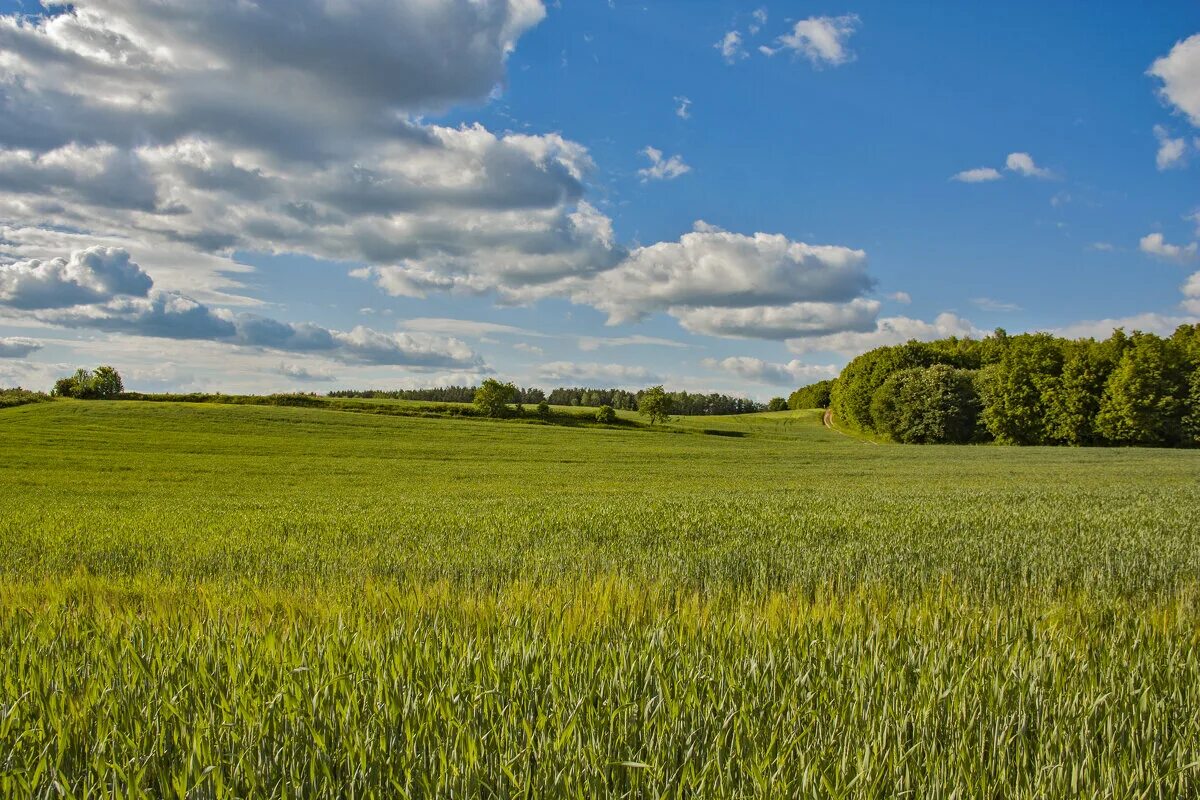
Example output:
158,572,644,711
2,400,1200,797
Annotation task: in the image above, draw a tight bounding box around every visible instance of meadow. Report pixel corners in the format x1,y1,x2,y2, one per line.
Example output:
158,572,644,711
2,399,1199,797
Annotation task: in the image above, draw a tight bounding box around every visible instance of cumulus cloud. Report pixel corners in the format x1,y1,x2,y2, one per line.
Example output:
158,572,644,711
674,96,692,120
0,337,42,358
578,223,872,326
0,246,153,309
638,147,691,181
786,312,981,356
676,299,880,340
1149,33,1200,128
702,356,838,386
715,31,747,63
888,291,912,304
536,361,653,384
0,1,625,308
1183,272,1200,314
764,15,860,67
1052,312,1199,340
749,8,768,35
1005,152,1052,178
5,247,481,369
952,167,1003,183
1140,232,1198,263
1154,125,1189,170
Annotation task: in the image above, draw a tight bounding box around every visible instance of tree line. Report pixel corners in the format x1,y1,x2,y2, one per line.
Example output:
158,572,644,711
334,386,763,416
817,325,1200,447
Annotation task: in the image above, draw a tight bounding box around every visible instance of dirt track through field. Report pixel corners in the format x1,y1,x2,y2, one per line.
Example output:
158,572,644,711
824,408,879,445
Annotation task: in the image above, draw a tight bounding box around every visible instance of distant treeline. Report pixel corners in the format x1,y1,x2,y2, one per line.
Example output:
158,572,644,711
0,387,51,409
826,325,1200,447
546,387,760,415
333,386,763,416
788,380,834,411
330,386,547,404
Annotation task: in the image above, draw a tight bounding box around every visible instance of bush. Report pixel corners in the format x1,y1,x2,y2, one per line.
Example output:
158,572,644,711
595,405,616,424
536,400,551,420
767,397,788,412
0,388,52,409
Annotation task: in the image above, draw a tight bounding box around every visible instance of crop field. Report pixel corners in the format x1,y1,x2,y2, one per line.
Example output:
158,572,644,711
2,400,1200,797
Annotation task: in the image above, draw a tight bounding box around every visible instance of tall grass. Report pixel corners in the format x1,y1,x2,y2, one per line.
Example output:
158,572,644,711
1,401,1199,796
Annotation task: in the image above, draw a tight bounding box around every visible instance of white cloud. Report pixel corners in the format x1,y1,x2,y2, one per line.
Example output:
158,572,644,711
676,298,880,340
1154,125,1189,170
577,223,872,327
971,297,1022,312
1088,242,1115,252
1183,272,1200,314
638,146,691,181
786,312,981,356
1005,152,1052,178
1149,33,1200,128
952,167,1003,183
888,291,912,304
749,8,768,35
0,246,153,309
577,334,689,351
702,356,838,386
765,15,860,67
3,248,482,369
1139,232,1198,263
277,363,336,382
1052,312,1198,340
0,337,42,358
513,342,544,357
536,361,653,385
715,30,747,63
399,318,548,339
674,96,692,120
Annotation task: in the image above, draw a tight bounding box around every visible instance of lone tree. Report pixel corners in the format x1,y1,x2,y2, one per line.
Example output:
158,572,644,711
474,378,516,418
767,397,788,412
595,404,616,424
638,385,673,426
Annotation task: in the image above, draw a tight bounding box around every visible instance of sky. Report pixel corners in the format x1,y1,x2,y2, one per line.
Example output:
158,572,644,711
0,0,1198,399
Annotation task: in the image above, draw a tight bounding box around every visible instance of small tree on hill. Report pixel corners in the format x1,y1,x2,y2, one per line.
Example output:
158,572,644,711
638,385,673,426
595,404,616,424
767,397,788,412
536,399,552,420
474,379,516,418
51,365,124,399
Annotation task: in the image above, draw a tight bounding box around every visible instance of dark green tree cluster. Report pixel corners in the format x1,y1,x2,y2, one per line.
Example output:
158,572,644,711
546,387,761,415
787,380,834,410
331,386,546,404
51,366,124,399
827,325,1200,447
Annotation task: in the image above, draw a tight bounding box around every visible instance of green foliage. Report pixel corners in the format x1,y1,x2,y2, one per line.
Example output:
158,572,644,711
788,379,833,410
0,402,1199,795
977,334,1064,445
52,365,124,399
1096,333,1189,446
0,387,52,408
766,397,788,412
637,385,673,425
829,324,1200,448
473,378,517,418
536,399,552,420
594,404,617,424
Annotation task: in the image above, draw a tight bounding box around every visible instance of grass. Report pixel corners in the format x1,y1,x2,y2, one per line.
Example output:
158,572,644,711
2,399,1199,797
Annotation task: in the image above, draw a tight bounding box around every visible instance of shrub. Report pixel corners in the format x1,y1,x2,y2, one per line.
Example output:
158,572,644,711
51,366,124,399
595,405,616,424
536,400,551,420
767,397,788,412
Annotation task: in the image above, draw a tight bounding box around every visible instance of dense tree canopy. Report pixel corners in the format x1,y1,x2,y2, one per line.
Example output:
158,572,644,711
51,366,124,399
824,325,1200,447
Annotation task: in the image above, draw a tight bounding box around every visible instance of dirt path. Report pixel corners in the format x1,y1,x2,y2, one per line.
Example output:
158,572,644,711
823,407,879,445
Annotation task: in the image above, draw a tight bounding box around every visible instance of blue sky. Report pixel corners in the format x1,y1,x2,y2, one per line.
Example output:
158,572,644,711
0,1,1197,397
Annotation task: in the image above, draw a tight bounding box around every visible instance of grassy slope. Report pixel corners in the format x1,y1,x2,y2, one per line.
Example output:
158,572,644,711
2,400,1200,796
